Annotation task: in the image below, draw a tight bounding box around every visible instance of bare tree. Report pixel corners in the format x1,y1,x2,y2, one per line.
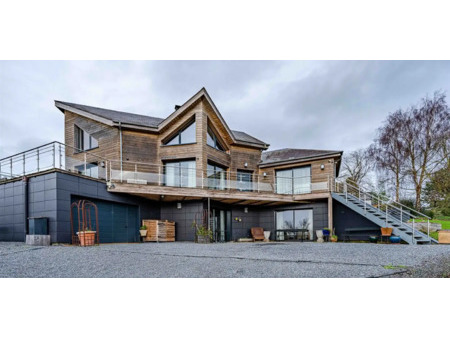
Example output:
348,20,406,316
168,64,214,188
341,148,373,187
368,109,407,202
401,91,449,209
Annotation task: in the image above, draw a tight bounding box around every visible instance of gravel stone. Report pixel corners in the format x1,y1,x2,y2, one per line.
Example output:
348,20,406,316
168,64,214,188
1,241,449,278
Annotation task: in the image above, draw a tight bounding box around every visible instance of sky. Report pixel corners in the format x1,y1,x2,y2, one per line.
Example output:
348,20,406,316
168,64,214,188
1,60,449,159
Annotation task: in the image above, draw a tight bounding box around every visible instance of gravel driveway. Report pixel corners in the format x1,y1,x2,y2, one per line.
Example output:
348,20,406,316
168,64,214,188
1,241,449,278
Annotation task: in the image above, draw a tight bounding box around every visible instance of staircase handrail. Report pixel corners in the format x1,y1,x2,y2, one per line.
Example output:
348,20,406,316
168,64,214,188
335,178,431,221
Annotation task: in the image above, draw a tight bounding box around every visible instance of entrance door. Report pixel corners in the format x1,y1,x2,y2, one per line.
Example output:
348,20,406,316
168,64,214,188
212,209,232,242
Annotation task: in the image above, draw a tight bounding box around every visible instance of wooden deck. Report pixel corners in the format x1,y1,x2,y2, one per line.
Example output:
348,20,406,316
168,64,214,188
108,182,329,205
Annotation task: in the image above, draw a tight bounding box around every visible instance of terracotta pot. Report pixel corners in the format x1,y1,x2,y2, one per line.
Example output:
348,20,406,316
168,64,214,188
78,231,96,246
330,237,338,242
139,229,148,237
380,228,393,236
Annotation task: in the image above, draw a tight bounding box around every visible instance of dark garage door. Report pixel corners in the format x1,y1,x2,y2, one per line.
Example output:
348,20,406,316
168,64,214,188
72,197,139,243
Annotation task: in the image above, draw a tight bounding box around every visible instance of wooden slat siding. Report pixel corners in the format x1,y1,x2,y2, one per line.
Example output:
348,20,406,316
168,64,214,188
64,110,120,166
121,130,159,173
229,145,262,178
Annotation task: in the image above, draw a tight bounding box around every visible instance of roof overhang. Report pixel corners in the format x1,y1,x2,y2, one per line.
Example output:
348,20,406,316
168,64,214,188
259,152,343,168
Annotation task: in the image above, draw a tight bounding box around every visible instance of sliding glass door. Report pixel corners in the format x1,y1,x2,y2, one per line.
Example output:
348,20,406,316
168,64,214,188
164,160,196,187
276,165,311,194
276,209,313,240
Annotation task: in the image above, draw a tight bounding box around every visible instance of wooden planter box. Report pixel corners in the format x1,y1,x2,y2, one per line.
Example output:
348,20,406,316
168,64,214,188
438,230,450,244
142,220,175,242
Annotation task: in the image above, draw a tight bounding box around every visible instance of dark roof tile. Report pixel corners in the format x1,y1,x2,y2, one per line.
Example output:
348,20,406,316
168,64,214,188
55,101,164,128
261,148,342,165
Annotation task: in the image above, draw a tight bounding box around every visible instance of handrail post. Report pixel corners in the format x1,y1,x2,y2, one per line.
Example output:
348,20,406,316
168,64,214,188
10,157,13,177
105,160,108,181
201,171,204,189
37,148,39,172
23,153,25,175
345,182,348,203
427,219,430,241
84,152,87,176
59,144,63,169
385,205,388,227
400,206,403,224
257,174,260,193
358,186,361,200
158,166,161,186
364,194,366,214
134,164,137,180
52,143,55,168
412,219,415,244
110,161,112,182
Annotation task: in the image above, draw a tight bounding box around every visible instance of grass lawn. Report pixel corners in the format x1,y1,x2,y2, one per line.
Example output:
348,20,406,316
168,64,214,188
416,217,450,240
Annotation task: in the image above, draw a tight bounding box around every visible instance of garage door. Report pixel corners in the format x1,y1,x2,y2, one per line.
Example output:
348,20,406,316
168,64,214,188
71,197,139,243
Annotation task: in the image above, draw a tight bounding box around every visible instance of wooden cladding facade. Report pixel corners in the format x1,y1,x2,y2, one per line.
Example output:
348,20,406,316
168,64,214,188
63,96,341,195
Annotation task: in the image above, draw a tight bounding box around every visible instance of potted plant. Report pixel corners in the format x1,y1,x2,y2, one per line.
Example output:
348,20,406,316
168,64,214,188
139,225,148,237
77,227,96,246
192,221,213,244
330,235,338,242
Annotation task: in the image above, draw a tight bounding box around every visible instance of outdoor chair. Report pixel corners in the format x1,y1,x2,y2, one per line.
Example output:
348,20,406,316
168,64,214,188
251,227,265,241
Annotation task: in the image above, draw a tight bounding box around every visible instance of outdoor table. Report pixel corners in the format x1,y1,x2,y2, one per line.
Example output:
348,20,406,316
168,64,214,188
275,229,309,242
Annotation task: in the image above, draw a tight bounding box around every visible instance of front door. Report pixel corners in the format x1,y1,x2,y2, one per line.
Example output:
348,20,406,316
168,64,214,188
212,209,232,242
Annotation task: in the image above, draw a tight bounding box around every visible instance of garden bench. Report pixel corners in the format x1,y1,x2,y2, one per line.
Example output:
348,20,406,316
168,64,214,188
343,227,380,242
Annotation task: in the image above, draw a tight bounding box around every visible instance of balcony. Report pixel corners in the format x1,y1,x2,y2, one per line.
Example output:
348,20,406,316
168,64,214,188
107,160,331,203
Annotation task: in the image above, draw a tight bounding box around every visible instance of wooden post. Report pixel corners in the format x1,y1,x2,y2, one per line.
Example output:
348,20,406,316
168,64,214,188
328,194,333,234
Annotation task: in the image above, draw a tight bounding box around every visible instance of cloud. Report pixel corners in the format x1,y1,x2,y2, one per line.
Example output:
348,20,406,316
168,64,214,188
1,60,449,159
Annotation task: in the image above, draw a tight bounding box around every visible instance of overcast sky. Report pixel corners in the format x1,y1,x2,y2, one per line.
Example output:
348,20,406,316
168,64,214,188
1,60,449,159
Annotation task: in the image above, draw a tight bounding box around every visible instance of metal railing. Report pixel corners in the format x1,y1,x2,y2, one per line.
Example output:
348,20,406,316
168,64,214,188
0,141,109,182
108,159,330,196
333,178,432,243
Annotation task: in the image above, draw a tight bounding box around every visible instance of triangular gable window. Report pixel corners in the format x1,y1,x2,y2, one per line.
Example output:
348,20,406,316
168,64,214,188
207,126,225,151
164,120,196,145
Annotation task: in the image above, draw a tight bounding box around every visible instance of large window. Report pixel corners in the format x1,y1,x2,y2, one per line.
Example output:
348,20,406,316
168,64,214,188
75,125,98,151
237,170,252,191
276,209,313,240
164,120,196,146
207,126,225,151
207,162,227,190
164,160,196,188
276,166,311,194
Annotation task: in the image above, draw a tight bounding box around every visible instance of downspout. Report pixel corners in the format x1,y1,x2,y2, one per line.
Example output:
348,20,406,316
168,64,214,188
119,122,123,182
22,176,29,240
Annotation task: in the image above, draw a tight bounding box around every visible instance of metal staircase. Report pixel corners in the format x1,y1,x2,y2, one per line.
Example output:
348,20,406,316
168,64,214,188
332,179,437,245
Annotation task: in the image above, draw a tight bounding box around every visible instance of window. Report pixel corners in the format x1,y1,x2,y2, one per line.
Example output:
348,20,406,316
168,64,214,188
237,170,252,191
207,126,225,151
74,125,98,151
276,209,313,240
276,166,311,194
207,162,227,190
164,160,196,187
164,120,196,145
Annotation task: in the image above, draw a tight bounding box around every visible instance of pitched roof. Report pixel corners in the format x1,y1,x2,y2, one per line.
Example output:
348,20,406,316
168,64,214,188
55,89,269,149
261,148,342,165
55,101,164,128
230,130,267,147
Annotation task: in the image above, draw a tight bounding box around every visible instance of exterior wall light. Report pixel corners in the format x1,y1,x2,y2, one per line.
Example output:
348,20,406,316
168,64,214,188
244,207,248,213
244,162,248,168
177,202,182,209
320,164,325,170
263,172,267,177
